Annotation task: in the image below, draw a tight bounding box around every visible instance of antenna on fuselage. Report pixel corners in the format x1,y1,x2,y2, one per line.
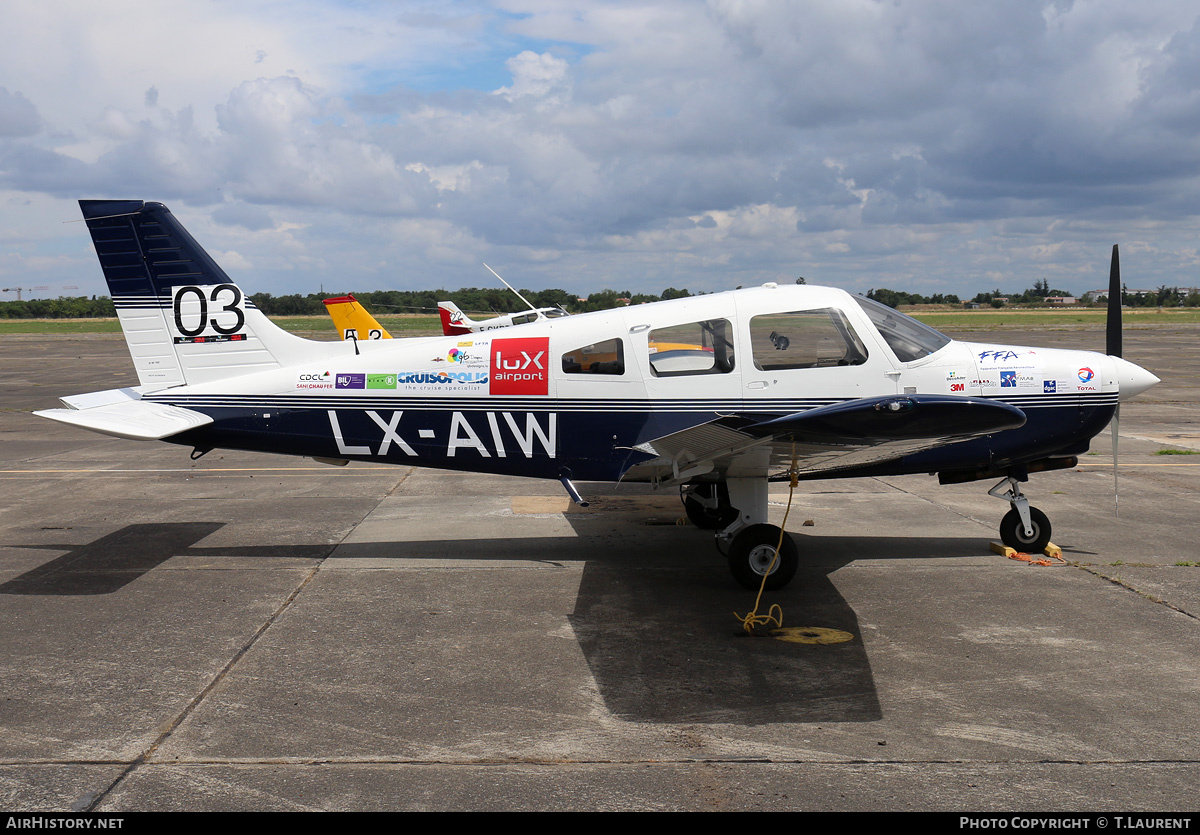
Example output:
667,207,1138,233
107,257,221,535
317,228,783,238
483,263,541,317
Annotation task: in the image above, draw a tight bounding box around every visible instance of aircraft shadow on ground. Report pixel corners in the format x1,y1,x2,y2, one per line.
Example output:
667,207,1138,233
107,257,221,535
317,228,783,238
2,519,998,726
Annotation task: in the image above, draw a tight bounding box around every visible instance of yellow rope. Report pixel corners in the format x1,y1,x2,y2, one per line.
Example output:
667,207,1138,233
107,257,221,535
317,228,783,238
735,451,799,635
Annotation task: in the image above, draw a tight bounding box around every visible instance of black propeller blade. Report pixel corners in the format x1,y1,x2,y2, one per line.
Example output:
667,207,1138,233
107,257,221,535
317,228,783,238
1106,244,1122,514
1107,244,1122,358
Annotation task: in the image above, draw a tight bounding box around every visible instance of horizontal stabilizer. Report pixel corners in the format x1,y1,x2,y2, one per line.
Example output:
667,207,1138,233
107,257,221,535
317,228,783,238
35,399,213,441
58,387,145,411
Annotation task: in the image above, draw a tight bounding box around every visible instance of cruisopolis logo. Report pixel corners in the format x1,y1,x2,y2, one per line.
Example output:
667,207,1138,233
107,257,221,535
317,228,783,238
396,371,488,387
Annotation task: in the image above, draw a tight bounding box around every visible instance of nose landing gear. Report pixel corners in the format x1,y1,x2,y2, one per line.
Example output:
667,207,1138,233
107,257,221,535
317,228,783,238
989,475,1053,553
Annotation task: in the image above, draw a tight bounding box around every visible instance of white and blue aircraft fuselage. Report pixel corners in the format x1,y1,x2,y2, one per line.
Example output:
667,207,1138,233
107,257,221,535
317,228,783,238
37,201,1159,590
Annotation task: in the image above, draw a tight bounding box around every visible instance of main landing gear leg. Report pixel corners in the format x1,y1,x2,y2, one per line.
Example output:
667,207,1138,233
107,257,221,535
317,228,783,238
680,482,737,530
989,475,1052,553
715,478,798,591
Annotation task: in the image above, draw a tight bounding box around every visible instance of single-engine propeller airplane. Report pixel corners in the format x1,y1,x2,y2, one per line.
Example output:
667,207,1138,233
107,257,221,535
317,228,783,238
437,300,569,335
38,200,1159,590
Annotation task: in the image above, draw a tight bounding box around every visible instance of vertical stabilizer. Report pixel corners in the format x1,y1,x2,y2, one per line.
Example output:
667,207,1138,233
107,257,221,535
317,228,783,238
79,200,326,388
323,294,392,340
437,301,473,335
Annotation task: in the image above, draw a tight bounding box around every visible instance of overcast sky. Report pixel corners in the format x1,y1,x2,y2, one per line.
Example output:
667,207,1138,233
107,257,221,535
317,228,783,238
3,0,1200,301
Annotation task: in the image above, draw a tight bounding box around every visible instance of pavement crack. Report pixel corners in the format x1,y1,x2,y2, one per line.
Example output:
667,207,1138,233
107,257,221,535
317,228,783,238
79,468,418,811
82,562,326,811
1072,564,1199,622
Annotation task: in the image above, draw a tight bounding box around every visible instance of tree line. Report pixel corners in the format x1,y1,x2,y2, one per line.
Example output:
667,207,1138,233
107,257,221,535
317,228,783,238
0,287,698,319
6,280,1200,318
869,277,1200,308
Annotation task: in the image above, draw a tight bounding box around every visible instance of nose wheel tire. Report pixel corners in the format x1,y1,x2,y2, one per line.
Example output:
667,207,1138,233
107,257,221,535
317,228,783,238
999,506,1052,553
727,524,798,590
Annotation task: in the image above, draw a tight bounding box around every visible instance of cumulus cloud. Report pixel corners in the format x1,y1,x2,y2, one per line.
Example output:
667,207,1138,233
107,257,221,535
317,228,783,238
493,51,571,101
6,0,1200,297
0,87,41,137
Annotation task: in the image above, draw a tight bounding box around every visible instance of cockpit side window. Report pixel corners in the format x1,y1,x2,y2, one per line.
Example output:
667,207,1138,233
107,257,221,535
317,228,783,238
647,319,735,377
749,309,868,370
852,295,951,362
562,337,625,375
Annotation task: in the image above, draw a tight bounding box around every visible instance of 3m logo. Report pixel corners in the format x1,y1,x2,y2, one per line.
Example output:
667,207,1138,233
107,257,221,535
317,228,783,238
491,337,549,395
950,383,965,392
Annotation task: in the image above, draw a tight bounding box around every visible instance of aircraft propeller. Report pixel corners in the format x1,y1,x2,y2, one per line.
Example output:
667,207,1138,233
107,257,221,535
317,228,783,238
1107,244,1121,515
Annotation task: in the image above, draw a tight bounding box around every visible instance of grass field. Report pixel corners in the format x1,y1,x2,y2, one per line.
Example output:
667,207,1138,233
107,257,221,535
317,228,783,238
2,307,1198,336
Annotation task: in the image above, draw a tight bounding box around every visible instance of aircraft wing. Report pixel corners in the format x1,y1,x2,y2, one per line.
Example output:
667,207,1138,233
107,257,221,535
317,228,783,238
35,389,212,441
624,394,1026,484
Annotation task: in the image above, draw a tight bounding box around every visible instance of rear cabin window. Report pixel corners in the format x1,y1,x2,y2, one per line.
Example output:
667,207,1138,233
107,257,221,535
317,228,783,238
647,319,735,377
749,309,868,370
562,337,625,375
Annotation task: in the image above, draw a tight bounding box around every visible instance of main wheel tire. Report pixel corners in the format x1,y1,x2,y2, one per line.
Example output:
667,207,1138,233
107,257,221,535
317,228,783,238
999,506,1052,553
683,483,737,530
728,524,799,591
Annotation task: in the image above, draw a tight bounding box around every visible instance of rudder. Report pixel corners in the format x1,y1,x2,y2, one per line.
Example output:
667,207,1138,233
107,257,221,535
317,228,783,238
80,200,325,388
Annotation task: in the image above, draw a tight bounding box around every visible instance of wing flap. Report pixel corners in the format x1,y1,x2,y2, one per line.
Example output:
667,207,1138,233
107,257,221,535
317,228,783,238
35,398,213,441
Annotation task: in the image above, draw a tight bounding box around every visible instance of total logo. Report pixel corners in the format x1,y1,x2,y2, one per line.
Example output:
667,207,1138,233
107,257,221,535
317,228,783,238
1078,367,1095,383
491,337,549,395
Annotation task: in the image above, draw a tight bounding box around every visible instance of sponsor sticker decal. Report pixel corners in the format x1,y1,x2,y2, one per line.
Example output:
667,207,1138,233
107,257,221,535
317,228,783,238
978,349,1036,363
1000,371,1017,388
395,371,489,391
950,382,966,392
336,373,366,389
174,333,247,344
1043,380,1056,393
1078,367,1095,383
491,337,550,395
367,373,397,389
297,370,334,390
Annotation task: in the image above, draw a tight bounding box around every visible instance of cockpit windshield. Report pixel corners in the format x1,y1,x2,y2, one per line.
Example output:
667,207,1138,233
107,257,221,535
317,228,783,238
852,295,951,363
